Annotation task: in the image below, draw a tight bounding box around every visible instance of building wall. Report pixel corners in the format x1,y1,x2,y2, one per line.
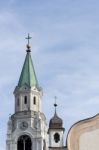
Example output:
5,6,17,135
6,111,48,150
67,114,99,150
49,130,64,147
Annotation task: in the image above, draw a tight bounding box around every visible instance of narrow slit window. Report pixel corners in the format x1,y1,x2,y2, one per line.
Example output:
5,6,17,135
24,96,27,104
33,96,36,105
17,98,19,106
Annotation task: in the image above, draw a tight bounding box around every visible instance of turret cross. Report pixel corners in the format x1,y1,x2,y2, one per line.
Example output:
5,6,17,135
26,33,32,45
54,96,58,113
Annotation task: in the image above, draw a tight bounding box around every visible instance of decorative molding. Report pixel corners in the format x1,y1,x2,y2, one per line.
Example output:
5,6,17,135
67,113,99,150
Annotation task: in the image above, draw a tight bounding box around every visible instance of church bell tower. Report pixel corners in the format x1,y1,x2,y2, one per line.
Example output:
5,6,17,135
48,101,65,149
6,34,48,150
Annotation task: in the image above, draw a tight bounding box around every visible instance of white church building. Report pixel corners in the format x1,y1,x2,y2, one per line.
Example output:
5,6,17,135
6,34,66,150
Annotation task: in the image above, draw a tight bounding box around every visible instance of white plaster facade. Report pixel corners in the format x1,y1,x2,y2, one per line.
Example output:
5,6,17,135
14,85,42,112
48,129,64,147
6,84,48,150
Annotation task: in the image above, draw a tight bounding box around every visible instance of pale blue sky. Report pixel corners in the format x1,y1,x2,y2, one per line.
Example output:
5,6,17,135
1,0,99,149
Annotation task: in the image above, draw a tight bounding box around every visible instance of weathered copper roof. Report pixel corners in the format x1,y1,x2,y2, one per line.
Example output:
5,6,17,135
18,51,38,87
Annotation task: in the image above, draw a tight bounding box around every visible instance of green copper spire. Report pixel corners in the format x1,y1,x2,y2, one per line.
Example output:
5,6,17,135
18,34,38,87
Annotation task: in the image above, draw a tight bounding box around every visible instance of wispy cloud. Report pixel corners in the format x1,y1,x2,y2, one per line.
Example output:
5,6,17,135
1,0,99,149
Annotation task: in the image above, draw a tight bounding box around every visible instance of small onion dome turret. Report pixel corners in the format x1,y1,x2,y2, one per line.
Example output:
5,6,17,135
49,111,63,129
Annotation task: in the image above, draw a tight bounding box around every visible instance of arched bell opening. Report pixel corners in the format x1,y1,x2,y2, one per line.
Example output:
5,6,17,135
54,133,60,143
17,135,32,150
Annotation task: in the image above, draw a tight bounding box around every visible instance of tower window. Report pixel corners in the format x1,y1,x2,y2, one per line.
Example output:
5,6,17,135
54,133,60,143
43,140,46,150
33,96,36,105
17,98,19,106
18,135,32,150
24,96,27,104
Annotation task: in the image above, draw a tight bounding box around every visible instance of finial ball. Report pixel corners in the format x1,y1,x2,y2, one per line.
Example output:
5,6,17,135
26,44,31,49
54,103,57,107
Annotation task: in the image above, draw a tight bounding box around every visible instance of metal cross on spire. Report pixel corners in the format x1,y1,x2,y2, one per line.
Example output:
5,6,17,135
26,33,32,52
54,96,58,113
